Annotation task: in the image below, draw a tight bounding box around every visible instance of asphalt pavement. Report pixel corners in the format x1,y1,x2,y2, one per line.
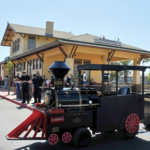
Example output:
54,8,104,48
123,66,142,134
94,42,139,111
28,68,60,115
0,95,150,150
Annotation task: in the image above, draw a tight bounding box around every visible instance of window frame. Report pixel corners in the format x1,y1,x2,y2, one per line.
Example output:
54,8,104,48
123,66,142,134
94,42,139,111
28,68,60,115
33,59,36,70
12,38,20,53
23,62,26,70
39,60,43,69
36,58,39,69
27,36,36,50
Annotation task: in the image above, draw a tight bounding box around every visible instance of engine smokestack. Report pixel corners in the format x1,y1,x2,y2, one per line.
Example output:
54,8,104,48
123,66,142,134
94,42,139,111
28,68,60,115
48,61,70,89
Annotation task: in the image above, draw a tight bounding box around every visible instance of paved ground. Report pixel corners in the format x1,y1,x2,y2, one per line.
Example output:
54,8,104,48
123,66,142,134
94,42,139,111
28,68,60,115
0,88,150,150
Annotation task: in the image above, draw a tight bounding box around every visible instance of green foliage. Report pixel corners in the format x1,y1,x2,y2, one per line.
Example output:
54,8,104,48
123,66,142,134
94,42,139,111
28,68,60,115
111,60,132,83
110,71,116,81
142,58,150,64
147,73,150,82
6,61,13,77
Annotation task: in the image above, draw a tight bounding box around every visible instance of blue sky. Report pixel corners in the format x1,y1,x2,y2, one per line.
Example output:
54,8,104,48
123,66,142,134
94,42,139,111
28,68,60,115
0,0,150,63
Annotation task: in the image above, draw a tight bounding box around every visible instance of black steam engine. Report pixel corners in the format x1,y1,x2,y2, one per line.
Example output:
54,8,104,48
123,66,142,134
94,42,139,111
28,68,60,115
41,61,100,147
6,61,146,148
36,61,144,147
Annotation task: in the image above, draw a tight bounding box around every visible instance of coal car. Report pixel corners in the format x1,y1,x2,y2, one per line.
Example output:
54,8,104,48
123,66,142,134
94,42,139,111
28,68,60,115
5,61,148,147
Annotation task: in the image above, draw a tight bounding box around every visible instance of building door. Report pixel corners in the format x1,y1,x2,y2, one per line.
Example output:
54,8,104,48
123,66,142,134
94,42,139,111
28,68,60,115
74,59,82,86
74,59,82,76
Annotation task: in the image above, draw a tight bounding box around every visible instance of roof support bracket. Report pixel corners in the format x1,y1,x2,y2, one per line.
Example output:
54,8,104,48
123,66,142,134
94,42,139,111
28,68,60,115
20,34,25,38
17,60,22,66
12,62,17,68
24,57,30,65
69,45,75,58
36,53,44,62
137,54,148,64
72,46,78,58
58,45,68,58
107,50,115,64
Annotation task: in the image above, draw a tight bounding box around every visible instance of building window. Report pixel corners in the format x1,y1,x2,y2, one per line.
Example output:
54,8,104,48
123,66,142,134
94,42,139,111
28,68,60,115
2,66,4,70
36,58,39,69
17,38,20,51
23,62,26,70
33,59,36,70
17,63,22,71
30,60,32,73
28,36,35,49
12,38,20,53
83,59,91,64
39,60,43,69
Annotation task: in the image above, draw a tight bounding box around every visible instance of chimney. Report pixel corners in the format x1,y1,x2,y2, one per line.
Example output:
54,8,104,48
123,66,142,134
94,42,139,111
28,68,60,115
48,61,70,90
45,21,54,37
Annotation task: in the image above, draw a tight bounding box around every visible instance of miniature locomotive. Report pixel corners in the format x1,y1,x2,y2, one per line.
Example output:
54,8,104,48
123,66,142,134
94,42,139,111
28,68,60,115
6,61,146,147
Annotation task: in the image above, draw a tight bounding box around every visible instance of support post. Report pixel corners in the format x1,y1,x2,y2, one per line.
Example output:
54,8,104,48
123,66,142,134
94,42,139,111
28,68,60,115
133,58,141,93
116,71,118,94
65,58,74,76
142,71,144,95
78,71,81,88
102,70,104,96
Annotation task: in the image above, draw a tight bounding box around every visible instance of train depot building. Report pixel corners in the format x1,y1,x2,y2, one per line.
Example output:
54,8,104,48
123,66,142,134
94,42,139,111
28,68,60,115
0,21,150,91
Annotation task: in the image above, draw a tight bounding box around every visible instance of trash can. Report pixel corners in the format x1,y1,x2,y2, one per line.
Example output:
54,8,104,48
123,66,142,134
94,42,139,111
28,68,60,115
15,82,21,99
16,81,32,100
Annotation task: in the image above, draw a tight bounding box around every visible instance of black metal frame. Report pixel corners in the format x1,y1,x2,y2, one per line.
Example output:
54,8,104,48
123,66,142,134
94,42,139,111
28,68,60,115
77,64,148,95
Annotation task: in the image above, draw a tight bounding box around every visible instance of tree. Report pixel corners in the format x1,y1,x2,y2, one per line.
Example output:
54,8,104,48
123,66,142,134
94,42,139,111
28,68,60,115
6,61,13,95
142,58,150,64
147,73,150,82
111,60,132,83
110,71,116,81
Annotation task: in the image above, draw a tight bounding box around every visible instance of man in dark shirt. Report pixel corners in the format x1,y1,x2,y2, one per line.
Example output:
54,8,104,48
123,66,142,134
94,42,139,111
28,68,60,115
32,71,44,104
20,71,30,104
48,71,54,79
65,74,71,87
50,78,54,87
15,73,20,80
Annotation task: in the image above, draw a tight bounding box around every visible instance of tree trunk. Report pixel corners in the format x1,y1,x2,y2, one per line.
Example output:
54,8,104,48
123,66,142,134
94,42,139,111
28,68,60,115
8,76,10,95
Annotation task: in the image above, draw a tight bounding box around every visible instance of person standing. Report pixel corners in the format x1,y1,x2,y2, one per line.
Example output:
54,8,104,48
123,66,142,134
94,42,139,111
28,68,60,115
0,76,2,86
32,71,44,104
32,74,36,95
13,73,20,94
48,71,54,87
4,75,8,88
65,74,71,87
48,71,54,80
83,72,87,84
20,71,30,104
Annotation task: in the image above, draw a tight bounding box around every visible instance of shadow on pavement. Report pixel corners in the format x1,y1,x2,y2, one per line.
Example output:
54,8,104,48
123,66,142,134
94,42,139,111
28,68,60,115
14,131,150,150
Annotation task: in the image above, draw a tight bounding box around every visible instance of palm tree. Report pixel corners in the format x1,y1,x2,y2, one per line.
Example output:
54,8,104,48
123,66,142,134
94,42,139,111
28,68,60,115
111,60,132,83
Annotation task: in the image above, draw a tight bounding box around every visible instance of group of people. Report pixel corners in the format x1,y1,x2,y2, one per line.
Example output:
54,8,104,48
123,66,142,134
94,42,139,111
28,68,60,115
11,69,87,104
12,70,71,104
13,71,44,104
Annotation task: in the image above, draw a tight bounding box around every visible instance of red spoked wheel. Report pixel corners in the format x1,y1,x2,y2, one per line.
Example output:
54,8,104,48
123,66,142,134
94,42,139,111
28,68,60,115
62,132,72,143
125,113,140,133
48,134,59,145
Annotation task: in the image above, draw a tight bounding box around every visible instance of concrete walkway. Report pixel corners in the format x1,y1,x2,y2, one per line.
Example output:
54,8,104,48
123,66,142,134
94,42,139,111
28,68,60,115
0,87,45,107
